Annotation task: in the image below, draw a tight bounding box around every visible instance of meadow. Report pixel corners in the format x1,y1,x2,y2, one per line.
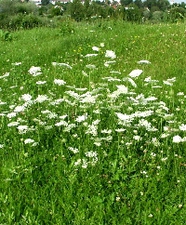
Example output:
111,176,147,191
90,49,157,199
1,20,186,224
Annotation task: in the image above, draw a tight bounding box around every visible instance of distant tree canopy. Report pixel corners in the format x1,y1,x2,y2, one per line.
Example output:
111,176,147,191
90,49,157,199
41,0,50,5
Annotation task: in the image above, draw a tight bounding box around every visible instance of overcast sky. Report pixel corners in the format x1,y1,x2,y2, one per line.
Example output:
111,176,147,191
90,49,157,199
169,0,186,3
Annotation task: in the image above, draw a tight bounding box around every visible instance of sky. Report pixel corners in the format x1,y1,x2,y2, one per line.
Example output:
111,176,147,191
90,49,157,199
169,0,186,3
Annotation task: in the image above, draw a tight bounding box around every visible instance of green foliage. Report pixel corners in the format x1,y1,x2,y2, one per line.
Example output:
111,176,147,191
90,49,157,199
123,4,142,22
59,20,75,35
168,7,186,23
152,10,163,22
48,5,64,17
0,29,12,41
69,0,85,22
1,21,186,224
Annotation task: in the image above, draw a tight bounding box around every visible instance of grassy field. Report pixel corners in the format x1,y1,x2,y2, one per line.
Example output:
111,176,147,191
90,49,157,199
1,20,186,224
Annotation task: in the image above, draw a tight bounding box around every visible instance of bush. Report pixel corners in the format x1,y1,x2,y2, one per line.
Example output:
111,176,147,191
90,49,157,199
0,29,12,41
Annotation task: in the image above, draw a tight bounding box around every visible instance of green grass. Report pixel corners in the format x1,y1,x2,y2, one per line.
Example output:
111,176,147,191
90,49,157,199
1,20,186,224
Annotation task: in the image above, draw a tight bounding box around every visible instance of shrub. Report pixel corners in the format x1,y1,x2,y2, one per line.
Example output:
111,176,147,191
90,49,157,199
0,29,12,41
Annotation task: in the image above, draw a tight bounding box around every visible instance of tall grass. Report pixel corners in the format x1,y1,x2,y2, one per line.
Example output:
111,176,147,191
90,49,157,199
1,21,186,224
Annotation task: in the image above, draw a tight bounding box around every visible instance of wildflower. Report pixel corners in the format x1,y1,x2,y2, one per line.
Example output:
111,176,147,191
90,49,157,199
0,144,4,148
102,77,121,82
12,62,22,66
52,62,72,69
17,125,28,134
173,135,182,143
123,77,137,88
55,121,68,127
177,92,184,96
7,112,17,118
179,124,186,131
0,72,10,79
100,43,104,47
28,66,42,76
116,196,121,202
24,138,35,144
76,114,87,123
54,79,66,86
22,94,32,102
137,60,151,64
80,92,97,104
35,95,48,103
84,54,98,57
116,112,133,122
0,99,6,106
36,80,47,85
104,61,116,67
7,122,19,127
133,135,141,141
92,46,100,51
115,128,126,132
129,69,143,78
105,50,116,59
148,214,153,218
85,64,96,69
68,147,79,154
14,105,25,113
101,129,112,134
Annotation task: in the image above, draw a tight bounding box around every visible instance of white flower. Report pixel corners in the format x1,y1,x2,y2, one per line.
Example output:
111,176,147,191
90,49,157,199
116,112,133,122
52,62,72,69
54,79,66,86
173,135,182,143
28,66,42,76
179,124,186,131
105,50,116,59
145,96,157,101
177,92,184,96
35,95,48,103
115,128,126,132
22,94,32,102
17,125,28,134
68,147,79,154
104,60,116,67
0,100,6,105
137,60,151,64
24,138,35,144
100,43,104,47
76,114,87,123
163,80,173,86
80,93,97,104
12,62,22,66
36,80,47,85
55,121,68,127
0,144,4,148
84,54,98,57
92,46,100,51
14,105,25,113
7,112,17,118
123,77,137,88
101,129,112,134
85,64,96,69
7,122,19,127
129,69,143,78
85,151,98,158
0,72,10,79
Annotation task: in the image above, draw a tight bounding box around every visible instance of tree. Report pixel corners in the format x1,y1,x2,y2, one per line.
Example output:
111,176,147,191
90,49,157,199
134,0,143,9
69,0,85,22
41,0,50,5
120,0,133,6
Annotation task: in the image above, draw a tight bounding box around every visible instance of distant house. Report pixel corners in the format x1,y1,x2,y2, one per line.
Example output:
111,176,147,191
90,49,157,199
51,0,72,4
29,0,42,6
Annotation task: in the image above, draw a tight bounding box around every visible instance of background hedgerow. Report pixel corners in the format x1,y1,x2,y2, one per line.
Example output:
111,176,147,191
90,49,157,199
1,20,186,224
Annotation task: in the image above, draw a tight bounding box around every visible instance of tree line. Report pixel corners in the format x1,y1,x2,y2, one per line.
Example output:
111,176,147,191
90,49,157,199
0,0,186,30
